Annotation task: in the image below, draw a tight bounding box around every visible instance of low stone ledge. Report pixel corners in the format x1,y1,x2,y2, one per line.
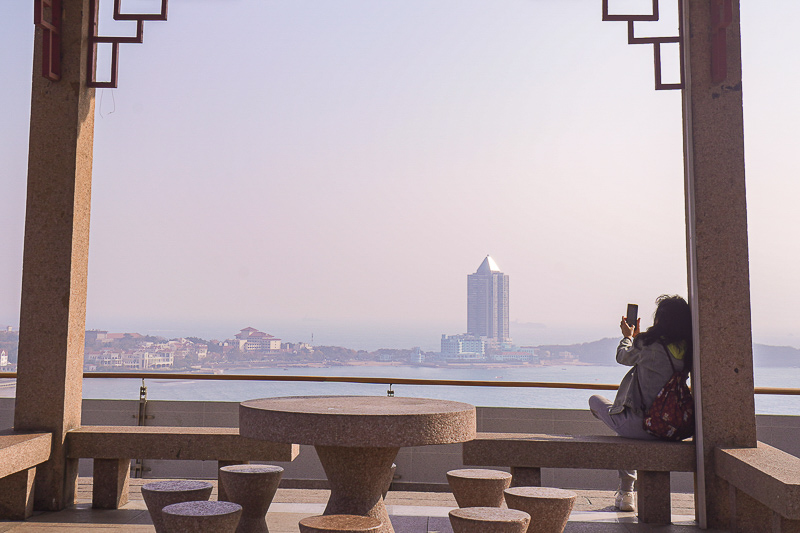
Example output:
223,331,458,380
715,441,800,521
65,425,298,462
0,429,52,479
463,432,695,471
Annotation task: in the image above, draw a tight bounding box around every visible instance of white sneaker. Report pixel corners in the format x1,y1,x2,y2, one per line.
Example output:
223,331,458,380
615,491,636,512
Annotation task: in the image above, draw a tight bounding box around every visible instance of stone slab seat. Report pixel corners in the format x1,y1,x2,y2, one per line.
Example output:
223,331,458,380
65,425,299,509
462,432,695,524
0,429,52,520
716,441,800,532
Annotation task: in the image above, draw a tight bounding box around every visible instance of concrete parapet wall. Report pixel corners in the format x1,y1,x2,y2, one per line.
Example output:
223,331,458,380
2,399,798,491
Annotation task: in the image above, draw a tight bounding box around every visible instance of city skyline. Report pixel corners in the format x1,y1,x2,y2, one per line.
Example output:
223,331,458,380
2,2,800,349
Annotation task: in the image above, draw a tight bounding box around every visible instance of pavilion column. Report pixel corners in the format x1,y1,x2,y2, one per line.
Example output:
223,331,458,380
14,0,95,511
681,0,757,529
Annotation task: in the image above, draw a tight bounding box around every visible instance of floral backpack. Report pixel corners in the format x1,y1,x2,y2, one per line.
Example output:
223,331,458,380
640,344,694,441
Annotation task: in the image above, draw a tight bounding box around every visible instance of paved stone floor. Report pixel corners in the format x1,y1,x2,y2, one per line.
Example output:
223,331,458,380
0,478,721,532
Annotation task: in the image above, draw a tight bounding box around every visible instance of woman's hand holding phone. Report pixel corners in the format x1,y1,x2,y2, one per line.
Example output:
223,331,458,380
620,316,640,339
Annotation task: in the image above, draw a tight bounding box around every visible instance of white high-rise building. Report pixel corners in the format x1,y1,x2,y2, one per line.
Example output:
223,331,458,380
467,255,510,342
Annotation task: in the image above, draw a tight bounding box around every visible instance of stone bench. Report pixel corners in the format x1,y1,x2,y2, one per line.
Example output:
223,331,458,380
65,425,298,509
715,441,800,532
0,429,52,520
462,432,696,524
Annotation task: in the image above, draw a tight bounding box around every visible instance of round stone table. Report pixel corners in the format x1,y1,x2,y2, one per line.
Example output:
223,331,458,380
240,396,476,533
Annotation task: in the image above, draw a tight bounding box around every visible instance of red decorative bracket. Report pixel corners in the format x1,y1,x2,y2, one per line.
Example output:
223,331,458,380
87,0,168,88
710,0,733,83
602,0,684,91
34,0,62,81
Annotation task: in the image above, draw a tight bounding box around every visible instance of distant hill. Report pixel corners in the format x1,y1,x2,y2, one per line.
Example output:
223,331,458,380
540,338,800,367
752,344,800,368
538,338,620,365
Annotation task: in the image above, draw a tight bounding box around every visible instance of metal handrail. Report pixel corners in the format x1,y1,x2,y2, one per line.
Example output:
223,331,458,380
0,371,797,394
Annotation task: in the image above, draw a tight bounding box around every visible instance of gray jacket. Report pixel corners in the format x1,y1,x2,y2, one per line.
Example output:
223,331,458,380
610,337,688,416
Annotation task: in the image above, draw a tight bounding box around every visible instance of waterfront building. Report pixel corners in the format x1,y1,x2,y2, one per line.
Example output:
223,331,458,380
441,334,487,359
467,256,510,342
233,327,282,352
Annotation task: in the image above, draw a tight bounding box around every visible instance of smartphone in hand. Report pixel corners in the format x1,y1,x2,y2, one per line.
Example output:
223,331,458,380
626,303,638,328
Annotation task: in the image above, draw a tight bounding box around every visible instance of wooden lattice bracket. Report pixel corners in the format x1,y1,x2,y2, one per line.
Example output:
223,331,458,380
602,0,684,91
87,0,168,88
34,0,62,82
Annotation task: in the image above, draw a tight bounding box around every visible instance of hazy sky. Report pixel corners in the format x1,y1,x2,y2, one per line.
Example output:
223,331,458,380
1,1,799,349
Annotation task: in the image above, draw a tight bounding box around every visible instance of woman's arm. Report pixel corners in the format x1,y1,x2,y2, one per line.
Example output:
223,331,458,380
616,316,642,366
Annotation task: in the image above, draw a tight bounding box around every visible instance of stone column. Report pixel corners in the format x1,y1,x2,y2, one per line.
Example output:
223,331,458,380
13,0,95,511
681,0,757,529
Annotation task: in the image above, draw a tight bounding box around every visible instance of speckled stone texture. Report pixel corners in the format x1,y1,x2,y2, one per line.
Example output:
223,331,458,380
298,514,382,533
0,468,36,520
682,1,757,529
65,426,298,509
240,396,476,448
448,507,530,533
716,442,800,522
504,487,576,533
240,396,476,533
13,0,95,512
382,464,396,499
65,426,299,462
317,445,398,533
142,480,213,533
463,433,695,472
219,464,283,533
161,500,242,533
91,458,131,509
447,469,512,508
462,432,692,522
0,430,52,479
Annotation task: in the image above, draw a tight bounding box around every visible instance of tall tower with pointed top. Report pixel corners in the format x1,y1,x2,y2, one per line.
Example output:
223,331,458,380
467,255,510,342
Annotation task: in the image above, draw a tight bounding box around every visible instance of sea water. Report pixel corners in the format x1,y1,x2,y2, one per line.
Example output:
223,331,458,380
72,365,800,415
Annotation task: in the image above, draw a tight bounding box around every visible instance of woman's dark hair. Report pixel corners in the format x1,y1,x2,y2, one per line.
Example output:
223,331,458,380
638,294,693,366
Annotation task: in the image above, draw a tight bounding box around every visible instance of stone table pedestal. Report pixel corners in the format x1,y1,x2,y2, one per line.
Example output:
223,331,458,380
240,396,476,533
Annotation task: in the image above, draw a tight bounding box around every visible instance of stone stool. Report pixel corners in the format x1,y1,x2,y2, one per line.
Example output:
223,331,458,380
219,464,284,533
449,507,531,533
504,487,577,533
447,469,513,508
298,514,382,533
162,500,242,533
141,480,213,533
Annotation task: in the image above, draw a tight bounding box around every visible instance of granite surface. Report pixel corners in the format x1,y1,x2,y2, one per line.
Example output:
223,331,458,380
66,426,299,461
463,433,695,471
504,487,576,533
447,469,512,508
239,396,476,448
715,442,800,520
0,431,52,479
161,500,242,532
299,514,382,532
141,480,213,533
220,464,283,533
449,507,531,533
